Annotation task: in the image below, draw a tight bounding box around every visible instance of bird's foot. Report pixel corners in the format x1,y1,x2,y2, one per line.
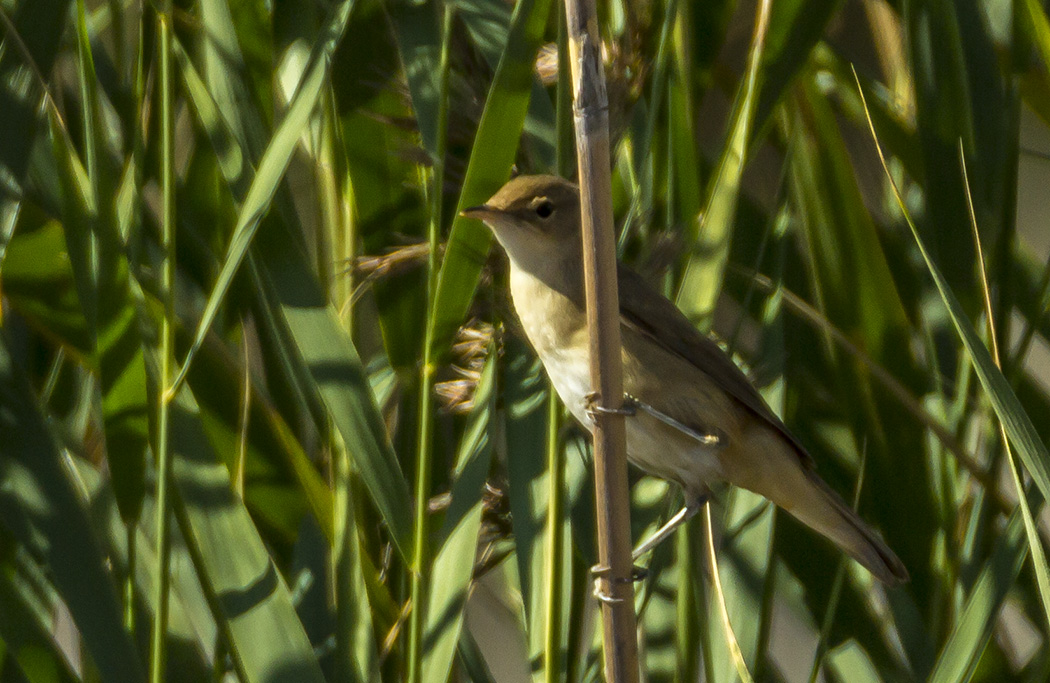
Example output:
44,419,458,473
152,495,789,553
584,392,638,420
590,563,648,604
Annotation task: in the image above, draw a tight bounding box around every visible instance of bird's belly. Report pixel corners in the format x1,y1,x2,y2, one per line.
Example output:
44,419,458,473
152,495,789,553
538,347,594,426
538,348,724,491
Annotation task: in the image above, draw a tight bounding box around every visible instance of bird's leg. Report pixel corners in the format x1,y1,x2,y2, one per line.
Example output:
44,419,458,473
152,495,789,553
631,493,708,561
587,392,722,448
589,494,710,602
628,397,722,447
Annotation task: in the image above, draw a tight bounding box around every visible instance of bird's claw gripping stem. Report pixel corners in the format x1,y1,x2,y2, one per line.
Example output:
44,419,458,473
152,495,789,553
584,391,638,419
590,563,648,603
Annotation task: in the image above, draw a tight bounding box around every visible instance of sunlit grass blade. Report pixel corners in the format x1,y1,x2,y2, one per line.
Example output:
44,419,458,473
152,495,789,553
428,0,553,359
168,0,356,396
676,0,771,325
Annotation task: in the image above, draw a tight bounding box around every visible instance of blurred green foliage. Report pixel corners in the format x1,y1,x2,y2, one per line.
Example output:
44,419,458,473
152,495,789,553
1,0,1050,680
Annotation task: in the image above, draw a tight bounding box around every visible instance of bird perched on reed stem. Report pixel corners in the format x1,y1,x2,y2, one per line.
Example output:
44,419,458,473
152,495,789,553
462,174,908,585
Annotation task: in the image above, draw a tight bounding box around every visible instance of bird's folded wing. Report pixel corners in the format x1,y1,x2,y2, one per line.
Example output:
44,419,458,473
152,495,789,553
616,264,814,468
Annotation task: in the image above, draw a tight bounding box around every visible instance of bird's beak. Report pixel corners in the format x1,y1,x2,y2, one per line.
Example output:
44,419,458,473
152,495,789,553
460,204,497,221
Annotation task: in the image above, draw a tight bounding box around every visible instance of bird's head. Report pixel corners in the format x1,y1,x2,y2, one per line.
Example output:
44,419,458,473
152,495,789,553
461,175,582,277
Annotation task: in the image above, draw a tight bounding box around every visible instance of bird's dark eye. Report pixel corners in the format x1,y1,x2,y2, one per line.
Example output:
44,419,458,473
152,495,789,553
535,200,554,219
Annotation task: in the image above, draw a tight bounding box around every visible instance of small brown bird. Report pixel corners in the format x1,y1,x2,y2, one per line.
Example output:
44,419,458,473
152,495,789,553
463,174,908,585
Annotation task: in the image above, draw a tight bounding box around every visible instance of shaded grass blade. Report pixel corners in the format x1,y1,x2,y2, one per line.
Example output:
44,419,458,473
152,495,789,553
168,387,326,683
0,335,145,682
249,247,413,558
421,355,496,683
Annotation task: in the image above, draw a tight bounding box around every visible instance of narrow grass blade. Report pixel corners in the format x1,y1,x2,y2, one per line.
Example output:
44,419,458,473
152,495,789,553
857,72,1050,512
859,70,1050,681
961,145,1050,629
707,489,774,683
703,504,754,683
928,511,1027,683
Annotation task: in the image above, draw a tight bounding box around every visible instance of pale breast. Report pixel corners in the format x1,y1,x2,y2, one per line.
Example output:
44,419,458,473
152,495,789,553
509,266,727,493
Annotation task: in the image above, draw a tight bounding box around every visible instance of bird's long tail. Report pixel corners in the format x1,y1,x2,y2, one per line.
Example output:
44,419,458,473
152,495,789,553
791,468,909,585
731,430,909,585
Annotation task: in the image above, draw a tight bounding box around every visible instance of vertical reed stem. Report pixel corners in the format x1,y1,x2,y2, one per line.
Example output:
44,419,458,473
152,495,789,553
150,0,176,679
407,6,454,682
560,0,639,679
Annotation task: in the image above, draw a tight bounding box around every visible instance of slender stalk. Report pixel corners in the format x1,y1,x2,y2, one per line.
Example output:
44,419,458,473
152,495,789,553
125,528,136,632
406,7,453,682
150,2,176,680
73,0,98,188
703,504,753,683
674,523,698,683
807,449,867,683
555,12,573,177
543,15,573,683
561,0,639,679
543,390,565,683
236,330,251,499
962,142,1050,629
